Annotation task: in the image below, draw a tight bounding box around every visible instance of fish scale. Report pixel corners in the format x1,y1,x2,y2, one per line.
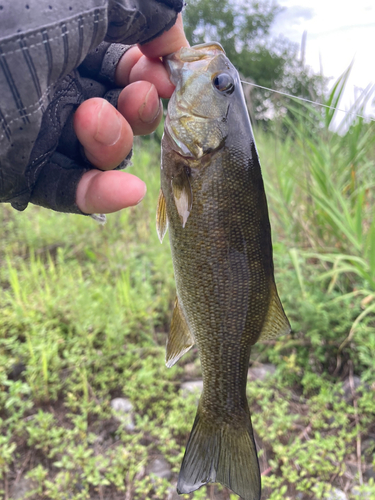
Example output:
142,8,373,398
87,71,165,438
157,42,291,500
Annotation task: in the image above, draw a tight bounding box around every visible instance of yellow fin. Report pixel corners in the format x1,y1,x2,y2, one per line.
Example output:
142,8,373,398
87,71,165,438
156,189,168,243
171,169,192,228
166,297,195,368
259,285,291,341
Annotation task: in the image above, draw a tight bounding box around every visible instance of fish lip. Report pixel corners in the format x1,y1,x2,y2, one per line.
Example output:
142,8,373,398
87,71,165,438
164,42,225,66
164,43,226,85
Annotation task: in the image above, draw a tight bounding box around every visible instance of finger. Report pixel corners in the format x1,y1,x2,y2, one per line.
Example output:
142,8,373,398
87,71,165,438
76,170,146,214
129,56,175,99
73,98,133,170
139,14,189,58
115,46,143,87
116,47,174,98
117,81,162,136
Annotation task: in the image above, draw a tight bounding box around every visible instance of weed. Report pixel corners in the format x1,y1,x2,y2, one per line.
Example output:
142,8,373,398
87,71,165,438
0,90,374,499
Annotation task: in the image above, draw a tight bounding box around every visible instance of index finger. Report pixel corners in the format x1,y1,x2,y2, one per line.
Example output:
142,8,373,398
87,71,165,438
138,14,189,59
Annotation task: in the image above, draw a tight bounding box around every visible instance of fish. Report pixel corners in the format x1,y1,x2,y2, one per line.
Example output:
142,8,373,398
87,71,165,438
156,42,291,500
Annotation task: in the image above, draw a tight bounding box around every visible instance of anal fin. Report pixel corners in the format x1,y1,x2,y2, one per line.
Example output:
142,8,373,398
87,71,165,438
166,297,195,368
259,283,291,341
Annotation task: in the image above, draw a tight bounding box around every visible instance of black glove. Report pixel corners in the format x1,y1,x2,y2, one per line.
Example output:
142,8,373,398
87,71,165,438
0,0,183,214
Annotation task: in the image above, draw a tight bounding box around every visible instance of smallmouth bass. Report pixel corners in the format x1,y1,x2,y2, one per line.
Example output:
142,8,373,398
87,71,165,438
156,43,291,500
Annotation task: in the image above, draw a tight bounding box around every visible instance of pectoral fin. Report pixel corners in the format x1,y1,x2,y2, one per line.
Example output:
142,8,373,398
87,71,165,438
171,169,192,228
259,284,291,341
166,297,195,368
156,189,168,243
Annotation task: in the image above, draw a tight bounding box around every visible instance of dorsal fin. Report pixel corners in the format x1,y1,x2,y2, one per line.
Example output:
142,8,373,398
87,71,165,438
166,296,195,368
258,284,291,341
156,189,168,243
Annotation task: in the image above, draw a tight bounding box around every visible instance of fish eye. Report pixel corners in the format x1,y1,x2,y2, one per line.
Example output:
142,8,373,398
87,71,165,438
212,73,235,95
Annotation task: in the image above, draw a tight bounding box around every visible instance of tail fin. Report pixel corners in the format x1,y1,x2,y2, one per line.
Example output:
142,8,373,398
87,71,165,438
177,409,261,500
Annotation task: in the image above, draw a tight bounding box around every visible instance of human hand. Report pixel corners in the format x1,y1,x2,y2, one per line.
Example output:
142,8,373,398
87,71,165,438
74,14,189,215
0,0,187,215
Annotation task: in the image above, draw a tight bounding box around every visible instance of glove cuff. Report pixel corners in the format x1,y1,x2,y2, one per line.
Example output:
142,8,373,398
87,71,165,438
100,43,130,84
106,0,183,45
79,42,132,85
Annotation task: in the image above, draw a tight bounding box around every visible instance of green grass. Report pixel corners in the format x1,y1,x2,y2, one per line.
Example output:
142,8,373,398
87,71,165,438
1,83,375,500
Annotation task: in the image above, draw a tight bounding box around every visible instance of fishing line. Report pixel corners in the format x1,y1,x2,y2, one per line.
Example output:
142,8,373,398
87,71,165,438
240,80,375,122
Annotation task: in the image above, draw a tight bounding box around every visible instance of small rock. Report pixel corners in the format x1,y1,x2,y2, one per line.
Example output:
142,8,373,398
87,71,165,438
167,482,180,500
363,465,375,481
342,376,362,403
135,465,146,481
110,397,135,430
248,364,276,382
351,486,371,499
146,457,172,481
180,380,203,397
167,490,180,500
325,488,347,500
8,362,26,380
184,362,201,378
346,462,359,478
295,493,306,500
10,477,38,499
110,397,133,413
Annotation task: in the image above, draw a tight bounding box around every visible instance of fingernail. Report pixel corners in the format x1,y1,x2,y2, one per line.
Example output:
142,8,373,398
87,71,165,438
136,182,147,204
139,84,161,123
95,100,122,146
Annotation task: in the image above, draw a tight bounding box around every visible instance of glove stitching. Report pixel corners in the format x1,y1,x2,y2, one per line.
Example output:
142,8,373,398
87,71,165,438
0,85,61,142
0,11,108,142
27,76,82,184
0,9,106,58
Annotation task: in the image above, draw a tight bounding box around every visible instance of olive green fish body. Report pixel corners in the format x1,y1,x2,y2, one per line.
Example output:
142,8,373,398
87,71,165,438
162,140,273,404
157,43,291,500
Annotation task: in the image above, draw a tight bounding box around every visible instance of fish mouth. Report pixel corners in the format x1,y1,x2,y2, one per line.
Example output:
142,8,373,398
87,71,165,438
164,43,226,85
177,42,225,62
